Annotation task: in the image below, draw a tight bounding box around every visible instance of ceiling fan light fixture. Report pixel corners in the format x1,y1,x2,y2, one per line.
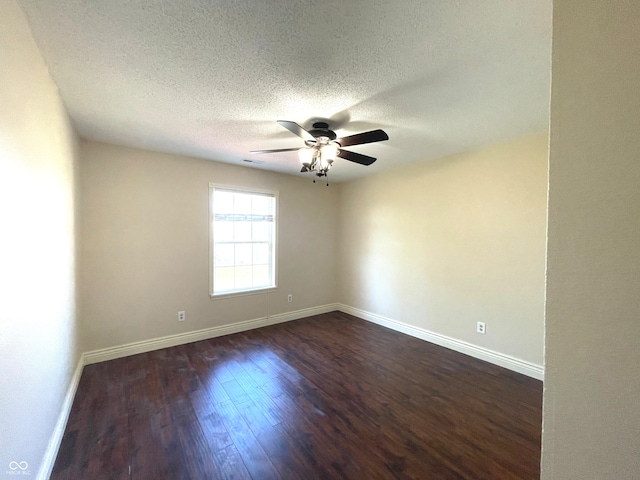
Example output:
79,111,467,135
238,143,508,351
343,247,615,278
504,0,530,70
297,139,337,177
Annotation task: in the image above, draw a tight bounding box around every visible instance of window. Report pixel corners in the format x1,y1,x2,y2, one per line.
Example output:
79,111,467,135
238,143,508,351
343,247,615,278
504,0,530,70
210,184,277,296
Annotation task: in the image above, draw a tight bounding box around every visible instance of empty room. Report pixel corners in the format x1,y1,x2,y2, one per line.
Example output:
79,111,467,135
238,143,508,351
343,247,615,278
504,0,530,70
2,0,639,479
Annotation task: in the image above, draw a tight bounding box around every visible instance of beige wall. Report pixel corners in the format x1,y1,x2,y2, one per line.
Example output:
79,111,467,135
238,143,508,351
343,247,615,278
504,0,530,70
0,0,81,477
338,133,548,366
79,141,339,351
542,0,640,477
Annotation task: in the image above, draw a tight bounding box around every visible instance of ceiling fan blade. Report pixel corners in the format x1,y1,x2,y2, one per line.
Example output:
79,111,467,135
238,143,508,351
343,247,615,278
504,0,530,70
277,120,316,142
336,129,389,147
250,147,303,154
337,149,377,166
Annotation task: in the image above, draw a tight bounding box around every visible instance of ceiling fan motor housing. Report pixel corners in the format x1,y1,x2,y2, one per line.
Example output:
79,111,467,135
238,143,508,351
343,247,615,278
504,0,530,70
308,122,337,141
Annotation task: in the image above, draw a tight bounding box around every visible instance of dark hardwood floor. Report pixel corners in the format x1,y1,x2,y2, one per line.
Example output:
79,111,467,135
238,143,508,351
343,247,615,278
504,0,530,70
51,312,542,480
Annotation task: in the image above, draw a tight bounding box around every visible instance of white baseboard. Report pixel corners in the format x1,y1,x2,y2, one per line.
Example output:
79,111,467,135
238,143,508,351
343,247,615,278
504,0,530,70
38,355,84,480
337,304,544,380
267,303,338,326
83,303,338,365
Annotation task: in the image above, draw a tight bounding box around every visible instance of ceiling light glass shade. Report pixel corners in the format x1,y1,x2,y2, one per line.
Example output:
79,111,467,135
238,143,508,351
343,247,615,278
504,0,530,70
298,147,313,165
320,143,338,168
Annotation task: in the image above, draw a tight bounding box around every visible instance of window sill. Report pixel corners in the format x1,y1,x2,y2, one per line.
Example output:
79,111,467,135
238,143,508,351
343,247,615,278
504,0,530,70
210,286,277,301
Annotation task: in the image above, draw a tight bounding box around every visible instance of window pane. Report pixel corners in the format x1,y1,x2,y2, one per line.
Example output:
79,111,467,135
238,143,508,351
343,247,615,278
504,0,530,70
234,193,252,214
214,244,234,267
234,222,251,242
253,243,269,265
214,191,234,214
214,267,235,293
252,195,272,215
252,222,269,242
253,264,270,287
235,244,252,265
215,222,234,242
234,266,252,289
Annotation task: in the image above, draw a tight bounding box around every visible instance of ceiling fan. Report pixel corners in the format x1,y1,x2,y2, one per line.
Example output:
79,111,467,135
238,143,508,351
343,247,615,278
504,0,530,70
251,120,389,182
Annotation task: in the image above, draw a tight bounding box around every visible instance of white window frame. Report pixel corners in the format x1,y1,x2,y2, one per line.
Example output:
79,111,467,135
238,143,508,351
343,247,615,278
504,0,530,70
209,183,278,298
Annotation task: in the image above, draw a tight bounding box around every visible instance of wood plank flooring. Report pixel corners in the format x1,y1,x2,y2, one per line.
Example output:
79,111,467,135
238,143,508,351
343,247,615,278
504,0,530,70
51,312,543,479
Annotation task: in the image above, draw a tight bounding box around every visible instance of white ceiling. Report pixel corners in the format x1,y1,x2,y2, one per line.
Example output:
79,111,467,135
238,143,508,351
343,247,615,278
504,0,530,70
18,0,551,182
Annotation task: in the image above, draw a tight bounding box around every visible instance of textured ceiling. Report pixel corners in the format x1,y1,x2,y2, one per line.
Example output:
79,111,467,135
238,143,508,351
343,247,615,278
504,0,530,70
18,0,551,182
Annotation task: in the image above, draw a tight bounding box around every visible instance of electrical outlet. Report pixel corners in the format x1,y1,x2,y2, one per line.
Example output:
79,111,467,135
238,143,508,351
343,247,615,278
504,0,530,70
477,321,486,334
178,311,186,322
287,294,293,303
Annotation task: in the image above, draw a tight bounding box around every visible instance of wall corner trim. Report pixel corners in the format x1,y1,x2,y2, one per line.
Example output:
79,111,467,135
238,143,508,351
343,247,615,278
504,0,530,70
38,356,84,480
337,304,544,380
